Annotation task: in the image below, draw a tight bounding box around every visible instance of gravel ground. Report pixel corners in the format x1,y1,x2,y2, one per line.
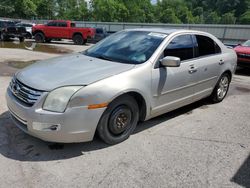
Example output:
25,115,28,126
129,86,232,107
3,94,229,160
0,42,249,188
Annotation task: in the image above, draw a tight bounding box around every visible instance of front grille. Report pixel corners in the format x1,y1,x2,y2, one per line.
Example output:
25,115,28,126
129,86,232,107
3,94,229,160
9,77,43,106
237,53,250,60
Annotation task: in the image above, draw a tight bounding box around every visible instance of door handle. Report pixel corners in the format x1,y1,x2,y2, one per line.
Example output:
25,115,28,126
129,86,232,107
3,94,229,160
189,69,197,74
189,65,197,74
219,59,225,65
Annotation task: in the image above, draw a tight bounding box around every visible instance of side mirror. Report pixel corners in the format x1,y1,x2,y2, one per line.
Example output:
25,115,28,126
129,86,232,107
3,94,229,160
160,56,181,67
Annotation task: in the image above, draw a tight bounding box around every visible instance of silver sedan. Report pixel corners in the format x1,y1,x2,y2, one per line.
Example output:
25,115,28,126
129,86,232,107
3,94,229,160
6,29,237,144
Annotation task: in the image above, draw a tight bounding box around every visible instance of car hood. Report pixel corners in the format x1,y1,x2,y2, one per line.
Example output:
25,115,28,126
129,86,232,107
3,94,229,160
16,53,135,91
234,46,250,54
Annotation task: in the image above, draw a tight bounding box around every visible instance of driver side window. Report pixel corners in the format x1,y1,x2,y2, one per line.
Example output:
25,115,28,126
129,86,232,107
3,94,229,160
164,34,195,61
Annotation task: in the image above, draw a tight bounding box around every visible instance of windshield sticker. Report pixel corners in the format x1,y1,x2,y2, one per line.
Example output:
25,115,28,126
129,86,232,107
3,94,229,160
148,32,167,38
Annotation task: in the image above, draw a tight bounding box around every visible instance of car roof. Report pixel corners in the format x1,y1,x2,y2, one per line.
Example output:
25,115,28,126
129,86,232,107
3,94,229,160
125,28,206,35
0,20,13,22
49,20,71,22
16,22,34,25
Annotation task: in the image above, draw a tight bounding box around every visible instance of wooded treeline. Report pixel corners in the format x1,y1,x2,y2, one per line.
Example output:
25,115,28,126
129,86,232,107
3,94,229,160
0,0,249,24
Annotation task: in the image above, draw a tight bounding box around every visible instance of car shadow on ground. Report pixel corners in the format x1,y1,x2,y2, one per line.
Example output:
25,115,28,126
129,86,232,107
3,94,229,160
231,154,250,187
0,99,209,162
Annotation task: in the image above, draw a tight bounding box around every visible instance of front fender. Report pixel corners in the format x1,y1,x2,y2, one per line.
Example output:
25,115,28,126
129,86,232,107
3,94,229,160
69,63,152,119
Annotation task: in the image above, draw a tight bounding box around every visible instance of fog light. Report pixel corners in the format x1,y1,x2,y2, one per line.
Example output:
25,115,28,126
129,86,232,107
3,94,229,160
32,122,61,131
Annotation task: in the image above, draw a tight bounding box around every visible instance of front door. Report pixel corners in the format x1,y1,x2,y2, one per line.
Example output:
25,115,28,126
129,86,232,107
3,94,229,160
151,34,198,116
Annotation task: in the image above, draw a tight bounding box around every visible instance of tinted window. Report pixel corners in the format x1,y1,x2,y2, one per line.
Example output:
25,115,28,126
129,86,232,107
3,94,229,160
96,28,103,34
71,23,76,27
25,24,33,27
1,21,15,27
242,40,250,47
17,23,32,27
195,35,221,57
47,22,57,27
164,35,194,61
58,22,67,27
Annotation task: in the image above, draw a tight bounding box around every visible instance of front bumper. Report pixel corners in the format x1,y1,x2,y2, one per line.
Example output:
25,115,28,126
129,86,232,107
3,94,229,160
6,88,106,143
4,32,27,38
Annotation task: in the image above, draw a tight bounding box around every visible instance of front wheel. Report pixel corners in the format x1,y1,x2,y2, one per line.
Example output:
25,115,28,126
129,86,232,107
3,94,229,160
210,73,230,103
34,32,45,43
97,95,139,145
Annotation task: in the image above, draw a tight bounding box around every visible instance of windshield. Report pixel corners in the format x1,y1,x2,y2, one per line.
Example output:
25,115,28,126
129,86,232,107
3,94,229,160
242,40,250,47
3,21,15,27
83,30,167,64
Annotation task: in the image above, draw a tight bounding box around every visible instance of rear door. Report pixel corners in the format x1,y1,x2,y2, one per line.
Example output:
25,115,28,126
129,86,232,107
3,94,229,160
57,22,70,38
191,35,223,100
46,21,58,38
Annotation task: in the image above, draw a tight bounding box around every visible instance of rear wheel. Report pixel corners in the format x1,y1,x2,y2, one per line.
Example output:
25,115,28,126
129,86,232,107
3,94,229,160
97,95,139,145
210,73,230,103
73,34,84,45
26,32,32,39
34,32,45,43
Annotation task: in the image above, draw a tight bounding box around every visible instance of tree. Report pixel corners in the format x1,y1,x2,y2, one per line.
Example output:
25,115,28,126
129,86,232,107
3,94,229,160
54,0,90,21
35,0,56,19
220,12,236,24
205,11,221,24
13,0,37,18
156,0,195,24
158,8,181,23
0,0,15,17
216,0,240,15
239,11,250,24
121,0,155,23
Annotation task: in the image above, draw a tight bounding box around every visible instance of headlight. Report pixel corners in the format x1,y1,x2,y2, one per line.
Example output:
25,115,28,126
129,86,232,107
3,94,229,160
43,86,82,113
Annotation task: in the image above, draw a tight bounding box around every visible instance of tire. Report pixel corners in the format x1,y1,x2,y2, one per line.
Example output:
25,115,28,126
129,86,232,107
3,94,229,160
97,95,139,145
73,34,84,45
210,73,230,103
34,32,45,43
26,32,32,39
19,37,24,42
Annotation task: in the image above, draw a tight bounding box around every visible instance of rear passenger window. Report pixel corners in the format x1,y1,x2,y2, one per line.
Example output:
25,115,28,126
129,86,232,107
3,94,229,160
195,35,221,57
58,22,67,27
164,35,194,61
47,22,57,27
